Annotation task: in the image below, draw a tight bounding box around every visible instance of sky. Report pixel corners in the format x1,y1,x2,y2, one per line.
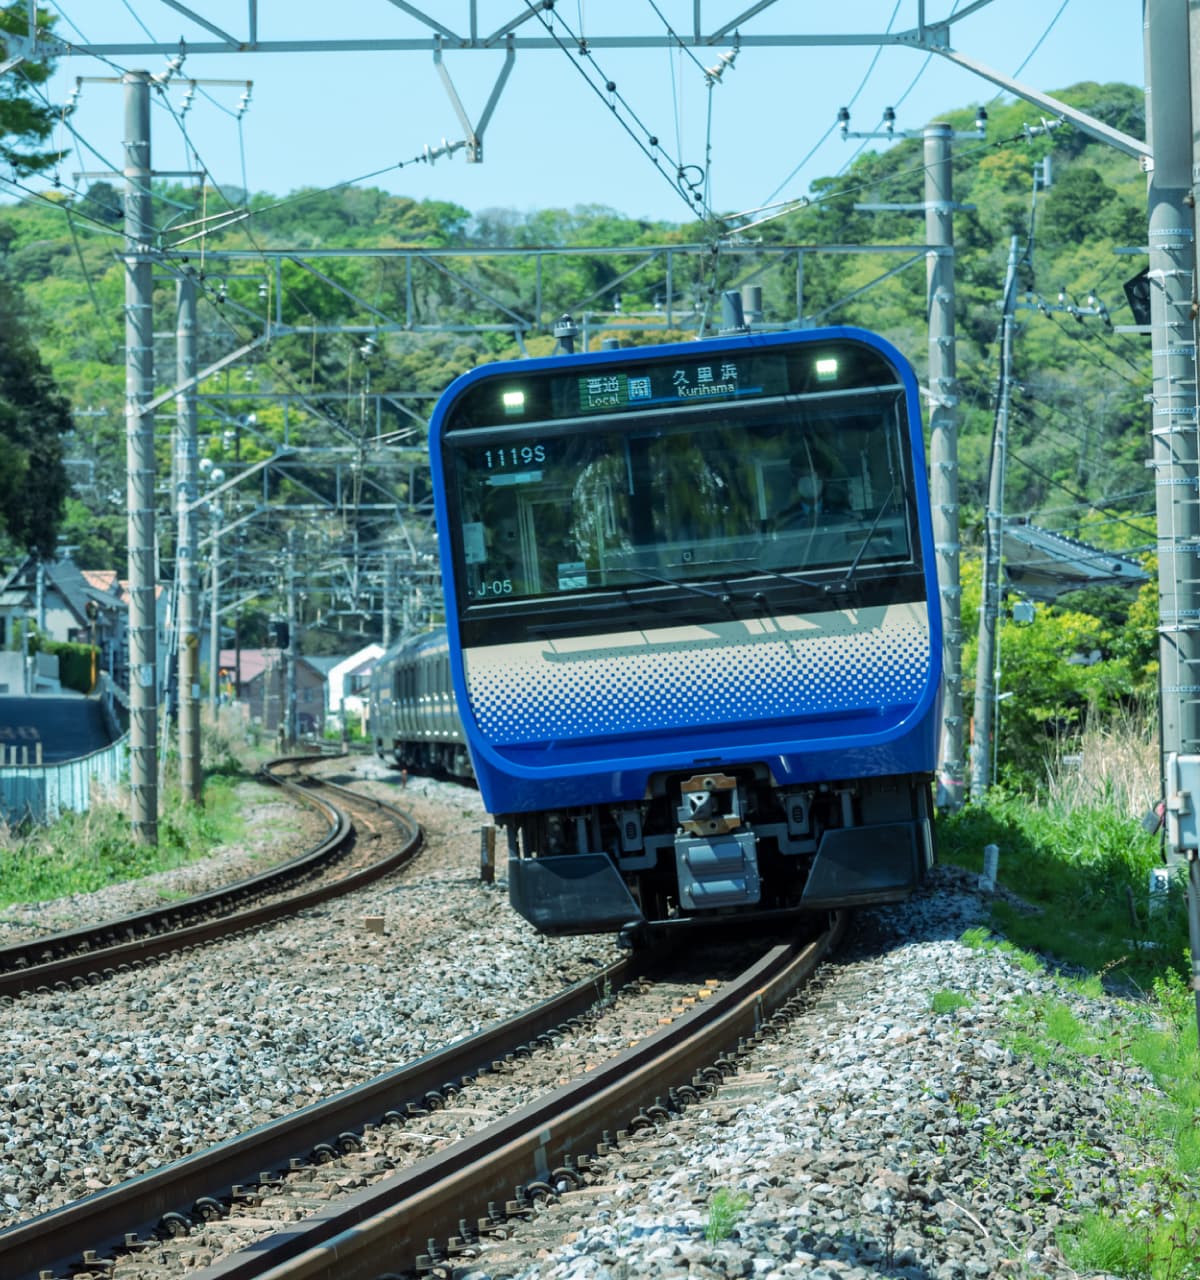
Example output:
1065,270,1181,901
19,0,1147,228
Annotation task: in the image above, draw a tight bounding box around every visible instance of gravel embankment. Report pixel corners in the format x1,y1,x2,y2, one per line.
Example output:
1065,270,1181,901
462,872,1161,1280
1,763,1168,1280
0,758,616,1223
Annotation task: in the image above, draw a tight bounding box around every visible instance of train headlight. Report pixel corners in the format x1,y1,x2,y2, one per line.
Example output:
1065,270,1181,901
502,389,526,415
815,357,839,383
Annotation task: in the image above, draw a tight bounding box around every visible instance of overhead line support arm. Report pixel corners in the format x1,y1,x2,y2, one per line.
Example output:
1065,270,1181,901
930,45,1149,161
433,35,515,162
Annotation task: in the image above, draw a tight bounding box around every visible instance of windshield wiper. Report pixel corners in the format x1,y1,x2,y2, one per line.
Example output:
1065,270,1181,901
619,567,739,616
724,485,900,600
837,485,897,590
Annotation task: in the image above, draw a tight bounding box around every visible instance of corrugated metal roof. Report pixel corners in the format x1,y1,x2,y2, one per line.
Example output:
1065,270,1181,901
1004,521,1149,602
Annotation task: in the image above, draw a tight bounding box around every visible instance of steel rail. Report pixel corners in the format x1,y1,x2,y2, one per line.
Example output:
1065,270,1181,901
188,920,844,1280
1,952,636,1280
0,757,339,972
0,759,421,999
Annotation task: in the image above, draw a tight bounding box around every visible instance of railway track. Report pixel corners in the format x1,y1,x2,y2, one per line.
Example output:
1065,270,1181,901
2,917,844,1280
0,756,422,1001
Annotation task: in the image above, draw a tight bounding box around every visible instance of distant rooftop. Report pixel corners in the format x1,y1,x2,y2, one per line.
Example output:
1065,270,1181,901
1004,521,1148,602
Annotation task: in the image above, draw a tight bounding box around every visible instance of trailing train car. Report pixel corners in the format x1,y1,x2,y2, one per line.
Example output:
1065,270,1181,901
368,629,471,778
425,326,943,937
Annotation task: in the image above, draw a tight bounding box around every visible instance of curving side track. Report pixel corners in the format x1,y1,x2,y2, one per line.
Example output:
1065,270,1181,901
0,756,422,1000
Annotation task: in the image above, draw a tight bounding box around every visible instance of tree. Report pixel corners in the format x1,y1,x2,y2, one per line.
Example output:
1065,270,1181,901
0,275,72,559
0,6,74,562
0,4,66,176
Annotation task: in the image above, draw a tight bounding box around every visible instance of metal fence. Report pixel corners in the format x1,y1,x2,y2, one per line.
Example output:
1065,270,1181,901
0,734,129,827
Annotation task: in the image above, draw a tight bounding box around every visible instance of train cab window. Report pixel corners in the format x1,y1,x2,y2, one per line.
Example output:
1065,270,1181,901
438,336,923,638
452,406,909,596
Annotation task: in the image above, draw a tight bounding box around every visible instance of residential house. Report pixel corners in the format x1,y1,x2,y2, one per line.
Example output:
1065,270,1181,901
0,556,146,689
220,648,338,733
325,643,384,731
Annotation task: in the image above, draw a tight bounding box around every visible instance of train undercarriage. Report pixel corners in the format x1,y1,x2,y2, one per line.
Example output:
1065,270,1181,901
382,737,473,781
503,765,936,935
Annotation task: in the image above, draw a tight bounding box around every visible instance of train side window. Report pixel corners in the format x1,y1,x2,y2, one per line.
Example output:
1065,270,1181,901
401,664,414,722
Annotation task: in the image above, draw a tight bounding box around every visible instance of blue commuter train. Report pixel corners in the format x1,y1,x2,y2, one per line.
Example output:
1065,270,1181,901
397,327,943,936
369,629,472,780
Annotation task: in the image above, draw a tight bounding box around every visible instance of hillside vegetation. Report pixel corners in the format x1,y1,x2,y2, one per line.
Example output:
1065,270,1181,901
0,79,1157,787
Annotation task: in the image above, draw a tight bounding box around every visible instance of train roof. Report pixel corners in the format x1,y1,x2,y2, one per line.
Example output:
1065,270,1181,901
375,628,449,665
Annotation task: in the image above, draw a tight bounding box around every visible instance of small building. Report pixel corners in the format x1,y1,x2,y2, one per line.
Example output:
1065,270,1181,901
1003,521,1149,602
326,643,384,730
220,648,336,734
0,556,155,690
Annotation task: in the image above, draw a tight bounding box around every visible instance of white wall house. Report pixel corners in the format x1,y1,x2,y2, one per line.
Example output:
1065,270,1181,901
326,644,383,729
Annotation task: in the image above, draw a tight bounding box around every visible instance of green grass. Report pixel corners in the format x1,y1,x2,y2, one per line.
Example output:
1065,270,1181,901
959,932,1200,1278
943,770,1200,1280
938,792,1183,989
929,989,972,1014
0,723,265,910
705,1189,751,1244
0,776,251,908
1064,1211,1200,1280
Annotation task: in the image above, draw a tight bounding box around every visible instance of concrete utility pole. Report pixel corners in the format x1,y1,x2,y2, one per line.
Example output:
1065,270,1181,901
285,529,298,745
855,119,967,806
971,237,1020,799
208,520,221,720
924,122,965,810
382,551,393,650
175,271,202,803
124,70,157,844
1172,0,1200,1036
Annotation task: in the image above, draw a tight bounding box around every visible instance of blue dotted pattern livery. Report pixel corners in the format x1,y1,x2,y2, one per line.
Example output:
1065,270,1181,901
464,604,931,744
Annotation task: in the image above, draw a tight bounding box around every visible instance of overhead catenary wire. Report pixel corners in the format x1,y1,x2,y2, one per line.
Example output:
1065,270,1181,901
736,0,1092,238
1036,306,1148,383
21,6,1149,411
62,202,120,346
1006,0,1074,85
117,0,156,43
36,4,1132,277
726,111,1076,236
7,57,470,391
1007,397,1114,466
757,0,905,210
1006,443,1155,540
519,0,719,227
13,40,401,450
644,0,711,190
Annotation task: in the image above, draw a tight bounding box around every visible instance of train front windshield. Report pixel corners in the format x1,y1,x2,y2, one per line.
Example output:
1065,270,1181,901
439,338,925,639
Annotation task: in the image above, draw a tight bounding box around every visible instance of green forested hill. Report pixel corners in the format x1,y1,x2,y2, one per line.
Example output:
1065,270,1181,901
763,82,1149,538
0,79,1151,562
0,79,1159,774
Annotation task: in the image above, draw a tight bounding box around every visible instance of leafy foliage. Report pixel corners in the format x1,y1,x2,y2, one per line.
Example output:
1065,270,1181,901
0,6,76,562
34,637,95,692
960,550,1157,788
0,274,72,557
0,4,65,176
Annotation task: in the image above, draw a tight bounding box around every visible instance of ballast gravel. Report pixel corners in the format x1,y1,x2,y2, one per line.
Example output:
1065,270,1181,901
0,758,616,1223
463,873,1167,1280
0,761,1177,1280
